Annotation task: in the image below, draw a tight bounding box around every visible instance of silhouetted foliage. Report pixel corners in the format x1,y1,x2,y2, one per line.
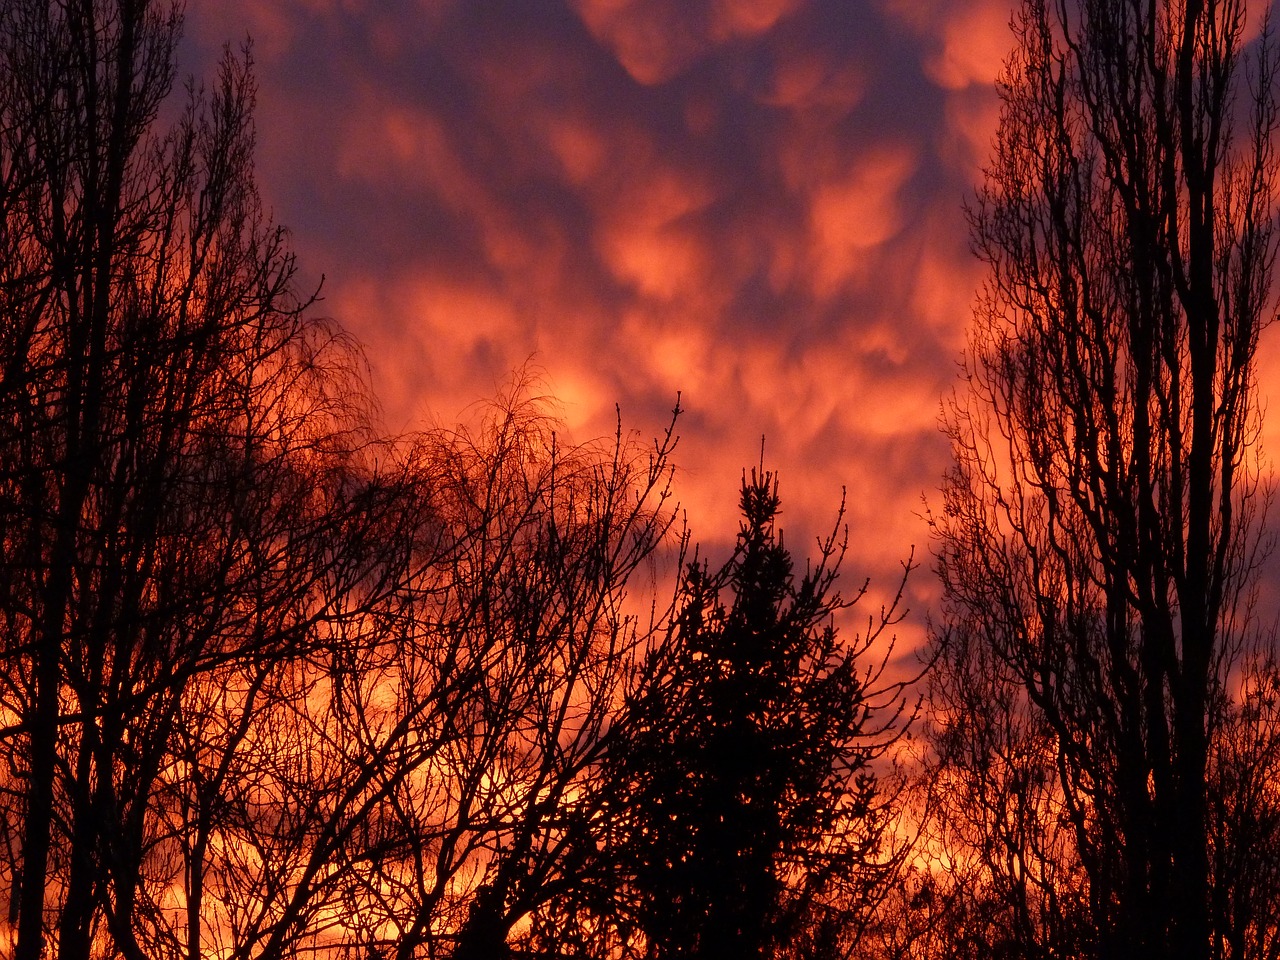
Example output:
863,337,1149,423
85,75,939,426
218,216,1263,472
1207,653,1280,960
0,4,689,957
0,3,422,959
525,469,915,960
925,1,1280,959
353,393,682,960
0,4,929,960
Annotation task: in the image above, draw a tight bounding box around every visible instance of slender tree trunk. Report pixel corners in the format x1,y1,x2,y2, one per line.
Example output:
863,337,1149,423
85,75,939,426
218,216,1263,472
14,619,63,960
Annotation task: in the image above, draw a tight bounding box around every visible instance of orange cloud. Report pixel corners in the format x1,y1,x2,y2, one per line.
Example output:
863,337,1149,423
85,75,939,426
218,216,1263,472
570,0,801,85
923,0,1013,91
710,0,803,41
546,117,610,185
180,0,1008,656
1257,328,1280,475
805,146,918,295
754,51,866,113
569,0,710,85
594,162,716,300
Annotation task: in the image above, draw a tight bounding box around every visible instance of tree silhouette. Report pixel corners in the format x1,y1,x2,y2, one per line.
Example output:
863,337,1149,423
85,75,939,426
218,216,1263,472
535,468,914,960
0,7,693,955
0,4,931,960
927,1,1280,959
0,4,423,959
1207,655,1280,959
350,393,681,960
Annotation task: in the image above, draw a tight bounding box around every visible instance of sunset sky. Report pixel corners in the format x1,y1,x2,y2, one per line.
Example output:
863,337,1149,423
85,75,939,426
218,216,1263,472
179,0,1280,644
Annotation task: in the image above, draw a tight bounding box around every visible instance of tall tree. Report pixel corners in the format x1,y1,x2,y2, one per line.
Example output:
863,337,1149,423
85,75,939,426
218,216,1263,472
0,6,691,955
346,394,681,960
0,5,700,960
0,3,416,959
928,1,1280,959
534,469,913,960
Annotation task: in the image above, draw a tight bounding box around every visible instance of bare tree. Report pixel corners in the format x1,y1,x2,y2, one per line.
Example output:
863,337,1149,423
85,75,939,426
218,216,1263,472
0,8,692,958
0,3,419,959
1208,653,1280,960
374,393,682,960
927,1,1280,958
144,389,681,960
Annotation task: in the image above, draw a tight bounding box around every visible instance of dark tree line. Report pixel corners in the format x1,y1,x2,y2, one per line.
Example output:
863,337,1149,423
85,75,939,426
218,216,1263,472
6,1,1280,959
0,3,913,959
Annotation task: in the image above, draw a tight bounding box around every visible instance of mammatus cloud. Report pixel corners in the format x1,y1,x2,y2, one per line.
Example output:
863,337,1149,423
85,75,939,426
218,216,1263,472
177,0,1055,655
569,0,804,85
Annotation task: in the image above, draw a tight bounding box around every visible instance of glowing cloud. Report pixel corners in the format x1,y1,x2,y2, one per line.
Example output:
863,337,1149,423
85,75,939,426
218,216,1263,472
180,0,1014,645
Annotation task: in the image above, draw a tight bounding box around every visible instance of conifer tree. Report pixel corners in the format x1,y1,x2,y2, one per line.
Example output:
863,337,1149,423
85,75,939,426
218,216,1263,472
595,470,909,960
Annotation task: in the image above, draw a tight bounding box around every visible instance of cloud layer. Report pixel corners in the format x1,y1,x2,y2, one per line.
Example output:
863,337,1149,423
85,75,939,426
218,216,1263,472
179,0,1280,648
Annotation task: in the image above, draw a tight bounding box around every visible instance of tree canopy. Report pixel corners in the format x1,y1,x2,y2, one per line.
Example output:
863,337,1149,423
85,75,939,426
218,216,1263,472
925,1,1280,958
0,4,914,959
5,2,1279,959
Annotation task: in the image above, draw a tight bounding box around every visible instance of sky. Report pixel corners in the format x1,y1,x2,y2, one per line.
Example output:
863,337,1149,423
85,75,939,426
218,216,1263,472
179,0,1280,650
